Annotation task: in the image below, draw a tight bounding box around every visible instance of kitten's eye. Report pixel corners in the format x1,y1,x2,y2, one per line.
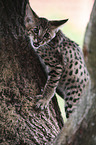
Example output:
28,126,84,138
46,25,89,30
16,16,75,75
44,33,50,38
33,28,39,34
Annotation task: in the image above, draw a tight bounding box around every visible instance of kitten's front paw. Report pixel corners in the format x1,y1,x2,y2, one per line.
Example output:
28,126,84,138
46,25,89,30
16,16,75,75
36,95,49,110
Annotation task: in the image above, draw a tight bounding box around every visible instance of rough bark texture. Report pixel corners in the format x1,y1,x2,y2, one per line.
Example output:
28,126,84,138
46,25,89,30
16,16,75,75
0,0,63,144
54,0,96,144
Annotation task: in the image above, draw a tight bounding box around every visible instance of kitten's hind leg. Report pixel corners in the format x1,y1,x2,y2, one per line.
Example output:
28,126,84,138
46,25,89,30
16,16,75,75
64,90,81,118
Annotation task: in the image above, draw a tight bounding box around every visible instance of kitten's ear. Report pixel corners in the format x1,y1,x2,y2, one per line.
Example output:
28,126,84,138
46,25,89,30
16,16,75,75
50,19,68,29
24,4,39,28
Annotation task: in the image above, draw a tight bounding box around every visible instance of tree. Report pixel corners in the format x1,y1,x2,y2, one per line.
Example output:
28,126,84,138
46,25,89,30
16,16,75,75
0,0,63,144
54,0,96,144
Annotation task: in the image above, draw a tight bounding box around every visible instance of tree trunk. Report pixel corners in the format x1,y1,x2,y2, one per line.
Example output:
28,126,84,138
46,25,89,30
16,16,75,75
54,0,96,144
0,0,63,144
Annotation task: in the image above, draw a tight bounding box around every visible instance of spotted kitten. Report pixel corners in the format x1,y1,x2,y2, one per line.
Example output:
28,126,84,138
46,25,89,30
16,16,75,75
24,4,90,118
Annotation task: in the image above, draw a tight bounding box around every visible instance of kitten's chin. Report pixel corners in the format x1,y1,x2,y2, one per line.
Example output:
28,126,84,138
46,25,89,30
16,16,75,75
30,39,47,49
33,42,39,48
30,40,40,49
32,44,40,49
31,42,45,49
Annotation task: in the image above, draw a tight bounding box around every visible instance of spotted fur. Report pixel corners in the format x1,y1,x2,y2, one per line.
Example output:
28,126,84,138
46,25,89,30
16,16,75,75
25,4,90,118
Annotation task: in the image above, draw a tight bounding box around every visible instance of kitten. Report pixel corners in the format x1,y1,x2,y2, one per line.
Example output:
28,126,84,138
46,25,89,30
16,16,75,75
24,4,90,118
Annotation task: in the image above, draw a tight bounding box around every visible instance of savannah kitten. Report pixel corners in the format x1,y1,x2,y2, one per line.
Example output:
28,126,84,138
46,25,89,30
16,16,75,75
24,4,90,118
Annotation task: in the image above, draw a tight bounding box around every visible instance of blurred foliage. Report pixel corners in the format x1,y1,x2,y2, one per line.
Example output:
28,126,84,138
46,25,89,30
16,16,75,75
56,94,67,122
62,24,85,48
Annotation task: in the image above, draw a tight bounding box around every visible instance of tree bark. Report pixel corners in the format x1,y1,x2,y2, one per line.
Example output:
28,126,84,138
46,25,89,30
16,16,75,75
0,0,63,144
54,0,96,144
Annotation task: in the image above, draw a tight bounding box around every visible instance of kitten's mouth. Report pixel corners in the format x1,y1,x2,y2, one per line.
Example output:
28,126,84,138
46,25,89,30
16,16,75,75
33,42,39,48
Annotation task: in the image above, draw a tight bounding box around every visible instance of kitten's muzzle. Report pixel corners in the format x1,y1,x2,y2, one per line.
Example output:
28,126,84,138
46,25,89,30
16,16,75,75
33,42,39,47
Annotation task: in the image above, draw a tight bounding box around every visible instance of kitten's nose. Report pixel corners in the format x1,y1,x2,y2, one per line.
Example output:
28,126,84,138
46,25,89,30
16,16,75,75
33,42,39,47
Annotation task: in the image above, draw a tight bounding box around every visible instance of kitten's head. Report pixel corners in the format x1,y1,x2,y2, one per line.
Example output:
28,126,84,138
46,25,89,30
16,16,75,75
25,4,68,49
